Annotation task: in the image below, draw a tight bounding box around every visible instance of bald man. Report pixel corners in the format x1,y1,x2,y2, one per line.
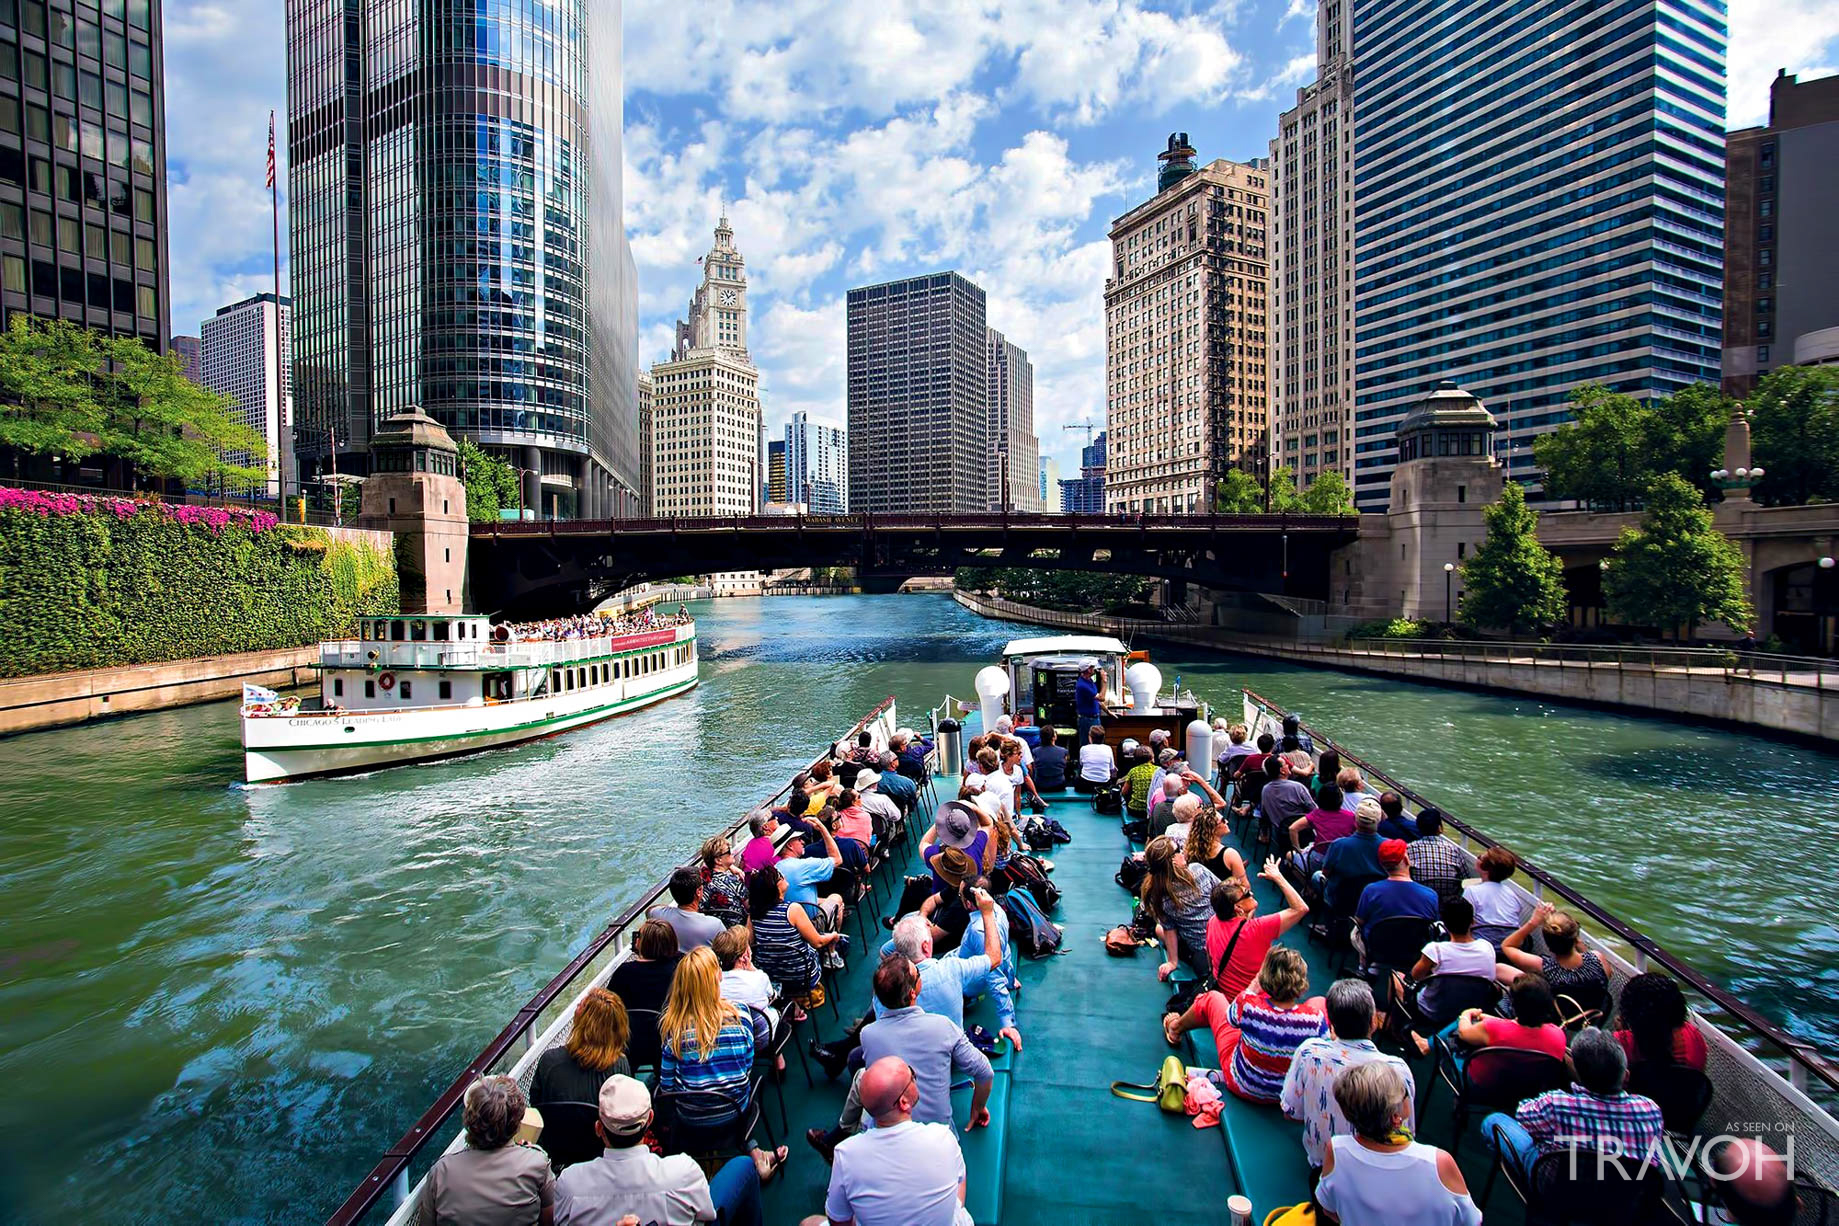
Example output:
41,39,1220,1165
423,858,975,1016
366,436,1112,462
1710,1138,1797,1226
810,1056,974,1226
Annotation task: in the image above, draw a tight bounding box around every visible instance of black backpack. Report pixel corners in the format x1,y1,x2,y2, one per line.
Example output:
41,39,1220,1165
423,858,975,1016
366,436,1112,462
1004,854,1061,911
1003,887,1064,959
1093,787,1123,816
1116,854,1149,894
1019,816,1056,851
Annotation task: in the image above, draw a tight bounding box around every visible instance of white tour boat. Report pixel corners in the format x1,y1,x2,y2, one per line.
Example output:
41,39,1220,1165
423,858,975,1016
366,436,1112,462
239,612,698,783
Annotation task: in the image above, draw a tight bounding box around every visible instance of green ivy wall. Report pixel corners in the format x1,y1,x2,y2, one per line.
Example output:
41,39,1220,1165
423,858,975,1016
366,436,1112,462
0,508,398,679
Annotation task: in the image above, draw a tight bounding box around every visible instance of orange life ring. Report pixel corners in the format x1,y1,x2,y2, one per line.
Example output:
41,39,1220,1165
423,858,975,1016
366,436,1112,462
378,671,396,690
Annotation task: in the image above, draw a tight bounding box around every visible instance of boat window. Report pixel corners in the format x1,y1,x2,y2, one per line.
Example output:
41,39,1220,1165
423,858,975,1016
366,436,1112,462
365,680,376,698
358,624,369,641
399,680,412,700
391,621,406,642
439,680,452,700
551,669,561,691
333,679,344,697
433,621,449,642
410,620,426,642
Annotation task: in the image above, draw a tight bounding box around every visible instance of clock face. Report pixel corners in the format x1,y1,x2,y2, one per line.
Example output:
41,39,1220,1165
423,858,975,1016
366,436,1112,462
718,289,738,306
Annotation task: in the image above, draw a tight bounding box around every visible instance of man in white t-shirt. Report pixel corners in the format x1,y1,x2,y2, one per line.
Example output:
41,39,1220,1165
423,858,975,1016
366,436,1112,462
804,1055,973,1226
991,714,1032,770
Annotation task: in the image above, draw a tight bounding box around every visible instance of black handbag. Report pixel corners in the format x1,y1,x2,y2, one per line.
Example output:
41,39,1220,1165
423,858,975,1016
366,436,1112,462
1163,911,1250,1015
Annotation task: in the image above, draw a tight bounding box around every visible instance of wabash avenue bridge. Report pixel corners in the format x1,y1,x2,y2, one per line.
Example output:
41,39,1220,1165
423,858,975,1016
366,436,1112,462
468,512,1361,618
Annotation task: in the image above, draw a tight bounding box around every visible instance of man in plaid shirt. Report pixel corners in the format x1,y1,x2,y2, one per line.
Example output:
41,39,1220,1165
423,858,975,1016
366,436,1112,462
1407,809,1470,905
1484,1028,1666,1182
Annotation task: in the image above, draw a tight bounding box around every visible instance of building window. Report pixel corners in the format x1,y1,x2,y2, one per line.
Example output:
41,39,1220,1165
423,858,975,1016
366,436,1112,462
1758,345,1770,363
1457,485,1467,503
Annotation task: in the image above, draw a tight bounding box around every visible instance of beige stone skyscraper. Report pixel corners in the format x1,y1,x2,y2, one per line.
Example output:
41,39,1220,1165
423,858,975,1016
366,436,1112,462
1270,0,1355,491
648,217,762,516
1104,137,1269,515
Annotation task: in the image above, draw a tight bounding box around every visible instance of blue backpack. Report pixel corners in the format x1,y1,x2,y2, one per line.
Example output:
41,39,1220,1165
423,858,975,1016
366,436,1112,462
1002,887,1064,959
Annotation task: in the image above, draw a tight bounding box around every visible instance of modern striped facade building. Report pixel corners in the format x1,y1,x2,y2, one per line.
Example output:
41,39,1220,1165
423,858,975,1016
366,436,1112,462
1348,0,1726,509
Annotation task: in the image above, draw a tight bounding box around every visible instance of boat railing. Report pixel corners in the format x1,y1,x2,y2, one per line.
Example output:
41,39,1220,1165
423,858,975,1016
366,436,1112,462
317,627,692,671
1243,688,1839,1172
323,696,902,1226
1339,637,1839,692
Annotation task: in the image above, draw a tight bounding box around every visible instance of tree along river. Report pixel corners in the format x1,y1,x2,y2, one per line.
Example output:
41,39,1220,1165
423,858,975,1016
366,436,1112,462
0,593,1835,1223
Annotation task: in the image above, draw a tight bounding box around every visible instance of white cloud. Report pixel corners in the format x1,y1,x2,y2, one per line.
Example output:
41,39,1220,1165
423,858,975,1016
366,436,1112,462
1281,0,1314,26
1726,0,1839,126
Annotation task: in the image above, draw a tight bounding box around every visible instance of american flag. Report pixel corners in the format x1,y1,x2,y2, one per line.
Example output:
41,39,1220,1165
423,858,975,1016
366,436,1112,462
265,111,276,189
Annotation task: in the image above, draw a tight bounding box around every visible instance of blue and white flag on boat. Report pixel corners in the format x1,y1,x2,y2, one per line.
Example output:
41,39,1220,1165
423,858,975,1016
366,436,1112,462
241,683,279,706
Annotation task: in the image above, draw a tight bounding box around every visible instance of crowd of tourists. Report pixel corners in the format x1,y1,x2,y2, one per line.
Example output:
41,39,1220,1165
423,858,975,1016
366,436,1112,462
504,605,693,643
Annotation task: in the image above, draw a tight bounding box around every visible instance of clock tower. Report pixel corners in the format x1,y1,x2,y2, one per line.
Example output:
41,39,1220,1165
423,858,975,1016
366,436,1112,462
675,216,748,361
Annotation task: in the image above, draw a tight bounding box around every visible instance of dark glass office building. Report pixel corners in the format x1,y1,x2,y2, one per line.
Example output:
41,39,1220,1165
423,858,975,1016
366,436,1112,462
286,0,638,517
0,0,169,350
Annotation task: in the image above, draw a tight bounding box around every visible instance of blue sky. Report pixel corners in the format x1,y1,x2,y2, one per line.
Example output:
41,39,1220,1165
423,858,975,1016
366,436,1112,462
165,1,1837,479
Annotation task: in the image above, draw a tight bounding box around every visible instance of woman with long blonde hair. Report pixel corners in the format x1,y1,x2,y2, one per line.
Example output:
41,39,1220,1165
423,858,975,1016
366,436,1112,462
657,948,787,1181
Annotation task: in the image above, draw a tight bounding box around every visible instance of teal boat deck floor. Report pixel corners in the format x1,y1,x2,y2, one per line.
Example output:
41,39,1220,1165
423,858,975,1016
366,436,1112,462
758,780,1530,1224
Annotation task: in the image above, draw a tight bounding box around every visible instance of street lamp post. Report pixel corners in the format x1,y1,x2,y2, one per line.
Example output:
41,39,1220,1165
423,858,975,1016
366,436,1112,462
1443,561,1455,623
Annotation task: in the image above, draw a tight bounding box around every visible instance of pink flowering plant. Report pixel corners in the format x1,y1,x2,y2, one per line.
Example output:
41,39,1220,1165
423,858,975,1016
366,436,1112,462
0,485,278,534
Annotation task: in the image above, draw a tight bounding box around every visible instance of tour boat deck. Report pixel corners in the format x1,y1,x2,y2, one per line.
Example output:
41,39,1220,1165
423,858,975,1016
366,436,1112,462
758,768,1530,1225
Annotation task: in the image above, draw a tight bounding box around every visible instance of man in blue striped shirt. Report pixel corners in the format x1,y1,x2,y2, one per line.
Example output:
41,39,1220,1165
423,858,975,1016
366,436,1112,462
1484,1027,1666,1183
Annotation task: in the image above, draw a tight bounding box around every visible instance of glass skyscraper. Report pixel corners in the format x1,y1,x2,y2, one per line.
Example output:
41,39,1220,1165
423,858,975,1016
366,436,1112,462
1349,0,1725,509
286,0,638,518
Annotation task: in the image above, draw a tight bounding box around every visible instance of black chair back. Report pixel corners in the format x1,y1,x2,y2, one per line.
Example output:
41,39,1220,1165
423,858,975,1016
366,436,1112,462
1361,916,1435,973
651,1087,753,1157
1420,973,1503,1030
1626,1061,1715,1137
532,1100,604,1173
1527,1147,1667,1225
1463,1047,1570,1113
625,1007,663,1071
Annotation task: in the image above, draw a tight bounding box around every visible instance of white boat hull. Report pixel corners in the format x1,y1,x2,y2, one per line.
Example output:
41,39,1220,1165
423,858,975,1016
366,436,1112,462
242,669,697,783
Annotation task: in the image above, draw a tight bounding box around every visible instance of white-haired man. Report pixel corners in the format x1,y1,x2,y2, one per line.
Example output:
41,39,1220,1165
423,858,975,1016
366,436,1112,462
881,909,1017,1046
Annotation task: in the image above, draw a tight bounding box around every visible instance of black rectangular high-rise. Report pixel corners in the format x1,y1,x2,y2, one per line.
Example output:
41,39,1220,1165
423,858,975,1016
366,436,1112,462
846,271,988,514
0,0,169,350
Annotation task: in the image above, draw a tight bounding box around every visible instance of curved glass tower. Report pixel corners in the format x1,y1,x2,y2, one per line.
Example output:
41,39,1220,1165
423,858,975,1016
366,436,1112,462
286,0,638,518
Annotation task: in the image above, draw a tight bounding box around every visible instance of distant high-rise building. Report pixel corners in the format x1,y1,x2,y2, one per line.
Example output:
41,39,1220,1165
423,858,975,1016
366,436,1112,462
1039,456,1060,509
1105,136,1269,515
1270,3,1354,492
637,371,654,516
171,336,202,385
766,438,787,504
285,0,638,518
1724,71,1839,394
1060,429,1107,513
786,412,847,513
847,272,989,513
0,0,169,353
986,328,1041,511
649,217,761,517
201,293,292,496
1349,0,1724,509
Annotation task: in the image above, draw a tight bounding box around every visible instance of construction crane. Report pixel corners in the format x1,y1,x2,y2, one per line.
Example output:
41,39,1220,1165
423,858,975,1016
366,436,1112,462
1063,421,1098,448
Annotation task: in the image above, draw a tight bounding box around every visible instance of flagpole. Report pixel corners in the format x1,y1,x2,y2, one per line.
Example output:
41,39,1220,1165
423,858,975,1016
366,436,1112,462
267,110,289,517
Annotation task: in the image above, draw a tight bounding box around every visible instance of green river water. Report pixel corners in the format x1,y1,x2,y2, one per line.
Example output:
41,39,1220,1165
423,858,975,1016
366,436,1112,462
0,593,1834,1224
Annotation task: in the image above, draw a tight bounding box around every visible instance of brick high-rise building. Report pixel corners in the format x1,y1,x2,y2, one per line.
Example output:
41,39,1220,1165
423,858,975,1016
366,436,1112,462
1270,0,1354,492
847,272,989,513
1723,70,1839,394
170,334,201,384
1104,137,1269,515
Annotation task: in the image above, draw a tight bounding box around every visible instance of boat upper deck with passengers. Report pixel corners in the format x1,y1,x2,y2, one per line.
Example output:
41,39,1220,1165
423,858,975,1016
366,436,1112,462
324,685,1839,1226
240,609,698,783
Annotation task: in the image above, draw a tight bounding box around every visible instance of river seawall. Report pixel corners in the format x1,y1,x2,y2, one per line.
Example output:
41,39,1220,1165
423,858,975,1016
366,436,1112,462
954,588,1839,747
0,646,321,736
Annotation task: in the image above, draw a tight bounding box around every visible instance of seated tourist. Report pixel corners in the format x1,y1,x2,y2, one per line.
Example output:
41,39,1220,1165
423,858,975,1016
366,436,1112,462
1405,808,1466,904
1140,835,1226,982
1320,800,1387,913
1375,792,1419,842
656,948,788,1182
830,788,875,867
869,751,918,814
1464,846,1525,947
971,746,1015,820
553,1074,763,1226
1278,713,1316,756
805,1056,975,1226
1336,767,1383,814
697,836,748,930
1030,723,1068,791
1178,804,1246,885
807,759,844,799
1121,745,1160,822
1390,897,1497,1052
739,809,782,876
1352,839,1439,953
1163,946,1328,1105
921,802,991,892
776,824,847,926
961,735,988,781
649,867,727,951
893,728,931,781
1315,1061,1480,1226
711,925,777,1031
1075,724,1117,792
1207,858,1311,998
1148,746,1182,809
1434,972,1565,1071
1257,753,1316,847
999,736,1044,815
882,904,1015,1042
748,867,838,1013
854,766,906,834
1281,980,1416,1174
1495,903,1610,1022
1614,972,1708,1071
1290,783,1357,867
1483,1026,1665,1188
1148,772,1189,840
1706,1139,1799,1226
1215,721,1255,785
808,957,995,1160
530,988,632,1107
411,1075,553,1226
1228,731,1276,804
609,920,682,1069
846,729,881,768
